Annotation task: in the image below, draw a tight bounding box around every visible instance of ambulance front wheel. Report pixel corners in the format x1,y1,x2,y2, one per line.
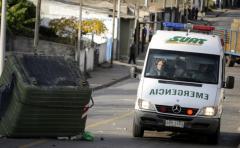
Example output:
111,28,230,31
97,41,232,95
133,116,144,137
207,122,220,145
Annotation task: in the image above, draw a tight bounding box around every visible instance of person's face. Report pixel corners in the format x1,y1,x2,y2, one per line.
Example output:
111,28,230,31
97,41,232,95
157,61,164,70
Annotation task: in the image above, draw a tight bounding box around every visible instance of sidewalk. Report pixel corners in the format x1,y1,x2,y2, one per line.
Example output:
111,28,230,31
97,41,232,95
87,62,132,90
87,50,147,91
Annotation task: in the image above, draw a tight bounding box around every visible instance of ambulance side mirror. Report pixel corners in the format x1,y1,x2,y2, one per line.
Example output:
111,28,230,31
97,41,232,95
225,76,235,89
130,66,142,79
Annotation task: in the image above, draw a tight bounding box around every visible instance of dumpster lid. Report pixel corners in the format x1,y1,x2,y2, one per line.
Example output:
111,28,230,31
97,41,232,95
20,55,82,86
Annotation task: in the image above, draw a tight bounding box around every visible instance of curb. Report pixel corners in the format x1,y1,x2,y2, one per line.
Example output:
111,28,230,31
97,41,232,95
92,75,130,91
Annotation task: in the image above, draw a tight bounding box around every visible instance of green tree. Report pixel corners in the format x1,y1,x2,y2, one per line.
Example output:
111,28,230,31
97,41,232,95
49,17,107,40
0,0,36,34
49,17,78,39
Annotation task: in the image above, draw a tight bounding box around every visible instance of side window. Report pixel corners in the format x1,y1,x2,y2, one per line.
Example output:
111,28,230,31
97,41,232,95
145,57,155,76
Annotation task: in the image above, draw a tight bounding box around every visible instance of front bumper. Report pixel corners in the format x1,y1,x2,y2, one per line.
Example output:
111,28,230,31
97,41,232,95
134,110,220,134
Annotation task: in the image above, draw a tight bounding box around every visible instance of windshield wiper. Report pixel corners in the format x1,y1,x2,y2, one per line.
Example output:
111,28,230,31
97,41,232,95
145,75,170,80
171,77,203,83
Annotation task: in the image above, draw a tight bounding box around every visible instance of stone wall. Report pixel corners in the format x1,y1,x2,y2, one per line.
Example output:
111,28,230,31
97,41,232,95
10,36,112,72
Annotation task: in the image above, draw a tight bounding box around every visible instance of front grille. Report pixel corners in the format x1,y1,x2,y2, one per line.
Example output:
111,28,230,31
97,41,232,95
155,105,198,116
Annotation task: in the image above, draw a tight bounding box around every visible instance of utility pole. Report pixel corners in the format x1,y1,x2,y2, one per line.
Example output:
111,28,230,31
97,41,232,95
183,0,186,9
163,0,167,9
135,1,140,55
117,0,121,60
154,11,157,31
175,0,180,22
0,0,7,76
206,0,209,10
77,0,82,69
222,0,226,8
111,0,117,66
144,0,148,7
176,0,180,8
33,0,41,54
183,0,187,22
200,0,204,12
134,2,139,30
219,0,222,9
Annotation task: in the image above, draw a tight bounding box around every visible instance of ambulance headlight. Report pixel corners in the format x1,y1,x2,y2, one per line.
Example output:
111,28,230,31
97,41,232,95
199,107,217,116
138,99,156,111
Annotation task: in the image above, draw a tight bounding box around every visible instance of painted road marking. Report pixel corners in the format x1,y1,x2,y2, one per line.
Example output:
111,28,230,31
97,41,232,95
86,111,134,129
17,111,133,148
18,140,48,148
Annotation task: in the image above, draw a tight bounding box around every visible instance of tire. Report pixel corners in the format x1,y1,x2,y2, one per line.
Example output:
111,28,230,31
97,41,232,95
207,125,220,145
132,117,144,137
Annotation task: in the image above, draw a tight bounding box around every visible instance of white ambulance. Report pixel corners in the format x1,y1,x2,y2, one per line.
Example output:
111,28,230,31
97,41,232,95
132,27,235,144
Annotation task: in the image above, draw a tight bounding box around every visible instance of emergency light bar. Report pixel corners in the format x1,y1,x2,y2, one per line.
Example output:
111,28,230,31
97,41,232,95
163,22,185,30
163,22,215,31
193,25,215,31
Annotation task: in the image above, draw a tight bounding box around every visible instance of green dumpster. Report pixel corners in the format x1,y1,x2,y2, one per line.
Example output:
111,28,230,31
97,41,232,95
0,54,93,137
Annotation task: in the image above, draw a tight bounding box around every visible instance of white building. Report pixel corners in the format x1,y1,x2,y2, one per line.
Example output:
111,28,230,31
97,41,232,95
30,0,123,44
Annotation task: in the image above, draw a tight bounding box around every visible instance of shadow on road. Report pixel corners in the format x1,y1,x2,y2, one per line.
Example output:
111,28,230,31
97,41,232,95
142,131,240,147
1,132,239,148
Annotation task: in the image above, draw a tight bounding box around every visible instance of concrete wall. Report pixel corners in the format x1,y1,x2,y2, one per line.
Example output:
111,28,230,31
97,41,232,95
78,48,95,72
120,18,135,59
10,36,111,72
12,36,75,59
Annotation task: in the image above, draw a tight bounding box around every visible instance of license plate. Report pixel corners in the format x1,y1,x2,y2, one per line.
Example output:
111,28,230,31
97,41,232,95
165,120,184,128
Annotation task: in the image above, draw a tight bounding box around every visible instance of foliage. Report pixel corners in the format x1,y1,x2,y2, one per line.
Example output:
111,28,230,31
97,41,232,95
49,17,107,39
39,26,58,38
0,0,35,34
82,19,107,34
49,17,78,39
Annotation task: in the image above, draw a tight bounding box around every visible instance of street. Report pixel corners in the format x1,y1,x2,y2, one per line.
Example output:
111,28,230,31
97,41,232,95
1,6,240,148
0,66,239,148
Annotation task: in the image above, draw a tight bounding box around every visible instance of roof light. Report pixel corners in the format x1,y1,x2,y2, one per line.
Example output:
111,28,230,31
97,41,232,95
163,22,215,32
192,25,215,31
163,22,185,30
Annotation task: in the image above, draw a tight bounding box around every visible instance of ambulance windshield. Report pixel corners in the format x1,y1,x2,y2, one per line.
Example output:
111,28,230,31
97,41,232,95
145,49,220,84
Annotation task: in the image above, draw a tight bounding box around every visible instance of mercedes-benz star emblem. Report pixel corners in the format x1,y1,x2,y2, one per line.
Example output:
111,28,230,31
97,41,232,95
172,104,181,114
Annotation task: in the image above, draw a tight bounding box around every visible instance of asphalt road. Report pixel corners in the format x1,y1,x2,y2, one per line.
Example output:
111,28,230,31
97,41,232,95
1,66,239,148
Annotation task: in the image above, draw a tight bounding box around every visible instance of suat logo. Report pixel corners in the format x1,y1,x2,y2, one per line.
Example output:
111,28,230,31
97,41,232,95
172,104,181,114
166,36,207,45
